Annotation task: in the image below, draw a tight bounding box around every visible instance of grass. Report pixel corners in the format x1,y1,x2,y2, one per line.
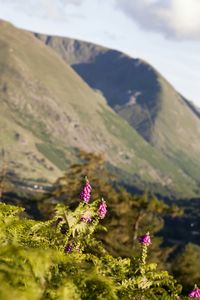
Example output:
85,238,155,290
36,143,70,171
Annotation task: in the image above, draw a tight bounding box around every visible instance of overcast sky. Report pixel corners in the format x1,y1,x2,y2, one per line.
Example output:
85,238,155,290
0,0,200,106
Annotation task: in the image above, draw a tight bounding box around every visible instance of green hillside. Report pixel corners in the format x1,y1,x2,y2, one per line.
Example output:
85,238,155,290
35,33,200,192
0,21,199,197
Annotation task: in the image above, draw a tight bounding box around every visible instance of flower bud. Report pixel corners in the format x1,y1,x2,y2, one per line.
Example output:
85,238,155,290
138,233,151,246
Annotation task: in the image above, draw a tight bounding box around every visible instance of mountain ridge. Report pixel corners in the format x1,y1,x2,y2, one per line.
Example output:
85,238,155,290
0,21,199,197
34,33,200,193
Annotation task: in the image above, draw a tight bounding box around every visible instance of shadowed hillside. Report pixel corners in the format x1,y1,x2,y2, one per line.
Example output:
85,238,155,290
35,33,200,192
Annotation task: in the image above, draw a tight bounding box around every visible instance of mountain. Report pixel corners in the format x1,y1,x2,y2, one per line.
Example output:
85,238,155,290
184,98,200,119
1,21,197,197
34,34,200,191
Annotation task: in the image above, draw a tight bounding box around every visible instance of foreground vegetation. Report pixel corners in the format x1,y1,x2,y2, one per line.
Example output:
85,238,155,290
0,175,200,299
0,153,200,299
0,195,183,299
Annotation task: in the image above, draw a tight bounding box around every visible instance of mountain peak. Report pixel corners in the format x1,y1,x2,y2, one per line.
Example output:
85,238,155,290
35,33,200,196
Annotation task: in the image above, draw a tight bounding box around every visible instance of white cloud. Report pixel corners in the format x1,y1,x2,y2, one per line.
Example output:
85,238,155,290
61,0,83,4
116,0,200,40
0,0,83,20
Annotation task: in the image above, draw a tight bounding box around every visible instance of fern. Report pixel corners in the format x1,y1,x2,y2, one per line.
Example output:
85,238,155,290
0,180,187,300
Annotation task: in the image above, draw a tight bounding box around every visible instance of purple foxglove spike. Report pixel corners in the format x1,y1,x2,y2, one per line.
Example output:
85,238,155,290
80,179,92,204
98,199,107,219
138,233,151,246
188,286,200,298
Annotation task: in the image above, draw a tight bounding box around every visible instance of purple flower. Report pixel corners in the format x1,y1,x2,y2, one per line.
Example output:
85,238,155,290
81,215,92,223
80,179,92,204
64,244,73,253
188,286,200,298
138,233,151,246
98,199,107,219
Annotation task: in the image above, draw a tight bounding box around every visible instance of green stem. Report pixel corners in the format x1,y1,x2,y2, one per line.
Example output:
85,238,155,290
140,245,148,275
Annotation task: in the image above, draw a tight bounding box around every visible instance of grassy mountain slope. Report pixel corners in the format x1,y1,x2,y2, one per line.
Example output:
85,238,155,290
1,21,197,197
35,34,200,189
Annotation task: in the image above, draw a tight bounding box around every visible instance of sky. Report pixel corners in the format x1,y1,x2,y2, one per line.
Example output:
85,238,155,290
0,0,200,106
